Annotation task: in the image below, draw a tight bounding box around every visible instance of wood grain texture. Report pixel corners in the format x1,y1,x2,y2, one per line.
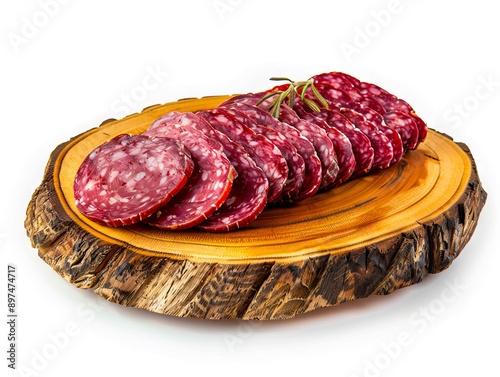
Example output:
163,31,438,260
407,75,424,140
24,96,487,320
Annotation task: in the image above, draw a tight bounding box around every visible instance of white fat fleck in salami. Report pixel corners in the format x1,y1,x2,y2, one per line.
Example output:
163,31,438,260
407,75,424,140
198,108,288,203
73,134,194,227
220,105,306,202
220,100,322,201
330,72,427,145
143,112,237,230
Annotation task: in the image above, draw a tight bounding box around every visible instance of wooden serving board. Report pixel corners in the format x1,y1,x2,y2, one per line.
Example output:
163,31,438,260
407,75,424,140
25,96,487,320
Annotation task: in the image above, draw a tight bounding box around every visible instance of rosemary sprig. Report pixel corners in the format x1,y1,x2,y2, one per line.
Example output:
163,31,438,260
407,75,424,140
257,76,329,118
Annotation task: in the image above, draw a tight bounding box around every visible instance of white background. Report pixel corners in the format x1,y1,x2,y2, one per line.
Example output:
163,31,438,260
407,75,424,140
1,1,499,376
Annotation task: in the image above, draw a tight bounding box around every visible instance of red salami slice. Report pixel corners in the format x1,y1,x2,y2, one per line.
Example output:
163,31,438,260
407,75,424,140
143,112,237,230
183,115,269,232
74,134,194,227
220,100,322,201
220,106,305,202
198,108,288,203
332,72,427,144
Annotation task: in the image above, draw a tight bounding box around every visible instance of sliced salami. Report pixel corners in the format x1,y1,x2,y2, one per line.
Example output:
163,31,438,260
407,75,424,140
340,108,393,169
273,77,403,166
316,85,403,164
73,70,428,234
295,111,356,185
221,100,322,201
185,116,269,232
198,108,288,203
226,94,338,190
331,78,420,151
382,111,419,151
313,72,387,114
294,103,374,177
220,106,305,202
344,105,403,166
143,112,237,230
74,134,194,227
301,84,393,170
332,72,427,144
278,104,340,188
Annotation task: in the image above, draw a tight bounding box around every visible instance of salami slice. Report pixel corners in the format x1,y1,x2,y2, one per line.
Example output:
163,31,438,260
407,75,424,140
332,72,427,144
220,106,305,202
198,108,288,203
143,112,237,230
182,115,269,232
74,134,194,227
220,100,322,201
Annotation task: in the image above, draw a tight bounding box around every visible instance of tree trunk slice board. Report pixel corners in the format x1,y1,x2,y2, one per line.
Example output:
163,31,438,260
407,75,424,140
24,96,487,320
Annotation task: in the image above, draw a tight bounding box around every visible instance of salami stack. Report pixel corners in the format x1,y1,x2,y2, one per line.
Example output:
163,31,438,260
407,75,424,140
73,71,427,231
